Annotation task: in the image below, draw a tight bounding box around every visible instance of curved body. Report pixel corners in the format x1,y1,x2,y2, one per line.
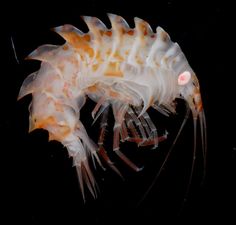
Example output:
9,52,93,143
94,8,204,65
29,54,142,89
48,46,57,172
18,14,206,200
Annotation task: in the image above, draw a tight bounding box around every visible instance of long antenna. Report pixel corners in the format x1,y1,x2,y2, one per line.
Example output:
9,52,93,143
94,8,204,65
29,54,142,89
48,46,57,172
11,36,20,64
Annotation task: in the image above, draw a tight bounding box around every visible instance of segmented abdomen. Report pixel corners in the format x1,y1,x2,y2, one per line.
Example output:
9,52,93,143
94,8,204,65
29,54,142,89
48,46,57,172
18,14,201,199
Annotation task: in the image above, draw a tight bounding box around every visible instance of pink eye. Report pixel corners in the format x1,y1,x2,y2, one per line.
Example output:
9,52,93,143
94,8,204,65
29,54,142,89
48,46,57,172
178,71,191,85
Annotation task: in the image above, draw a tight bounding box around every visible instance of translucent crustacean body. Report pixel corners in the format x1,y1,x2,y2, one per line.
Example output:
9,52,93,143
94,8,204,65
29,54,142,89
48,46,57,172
18,14,206,200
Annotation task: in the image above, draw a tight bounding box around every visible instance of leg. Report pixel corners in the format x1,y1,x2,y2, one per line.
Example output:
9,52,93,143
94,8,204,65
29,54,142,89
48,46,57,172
139,115,152,138
96,107,123,177
126,107,167,147
120,120,129,142
127,107,147,145
112,103,143,172
142,111,159,149
139,130,168,146
91,96,106,119
134,106,159,149
125,113,141,140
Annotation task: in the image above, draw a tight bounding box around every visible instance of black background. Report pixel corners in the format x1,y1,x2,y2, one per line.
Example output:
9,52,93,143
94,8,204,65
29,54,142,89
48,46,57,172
2,0,235,224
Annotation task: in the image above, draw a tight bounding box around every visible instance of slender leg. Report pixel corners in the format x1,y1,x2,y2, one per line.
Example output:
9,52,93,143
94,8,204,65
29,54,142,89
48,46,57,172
126,107,167,147
134,106,159,149
152,103,170,117
120,120,129,142
91,96,106,119
97,107,108,147
139,130,168,146
127,107,147,145
152,102,176,115
139,115,152,138
142,111,159,149
125,113,141,140
96,107,123,177
112,103,143,172
92,103,109,125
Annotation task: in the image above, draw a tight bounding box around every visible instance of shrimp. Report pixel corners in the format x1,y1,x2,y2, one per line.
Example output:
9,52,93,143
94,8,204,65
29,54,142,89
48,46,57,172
18,14,206,200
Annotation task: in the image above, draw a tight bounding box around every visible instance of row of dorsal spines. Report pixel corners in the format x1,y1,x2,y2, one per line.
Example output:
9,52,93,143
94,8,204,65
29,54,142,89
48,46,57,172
52,14,180,68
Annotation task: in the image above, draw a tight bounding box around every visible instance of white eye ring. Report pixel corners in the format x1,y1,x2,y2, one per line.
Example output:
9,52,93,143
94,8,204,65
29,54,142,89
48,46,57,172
178,71,191,85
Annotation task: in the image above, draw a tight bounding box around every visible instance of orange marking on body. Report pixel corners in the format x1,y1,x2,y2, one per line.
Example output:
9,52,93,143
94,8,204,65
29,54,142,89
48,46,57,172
62,45,69,50
148,95,154,108
105,30,112,36
114,51,124,61
29,116,37,132
35,116,56,129
92,64,99,72
136,55,143,65
35,115,72,141
139,22,148,36
106,49,111,56
197,102,203,112
121,28,126,34
96,51,101,61
58,125,71,139
87,85,97,92
109,90,120,98
48,133,56,141
105,70,123,77
84,34,91,42
127,30,134,36
99,30,105,36
83,46,94,58
64,32,94,57
104,62,123,77
125,50,130,55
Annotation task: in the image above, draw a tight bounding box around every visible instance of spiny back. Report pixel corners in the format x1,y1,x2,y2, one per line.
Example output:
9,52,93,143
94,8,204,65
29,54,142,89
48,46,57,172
52,14,189,78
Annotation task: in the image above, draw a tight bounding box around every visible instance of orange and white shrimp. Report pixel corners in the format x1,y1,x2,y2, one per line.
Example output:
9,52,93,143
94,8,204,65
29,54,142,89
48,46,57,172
18,14,206,200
